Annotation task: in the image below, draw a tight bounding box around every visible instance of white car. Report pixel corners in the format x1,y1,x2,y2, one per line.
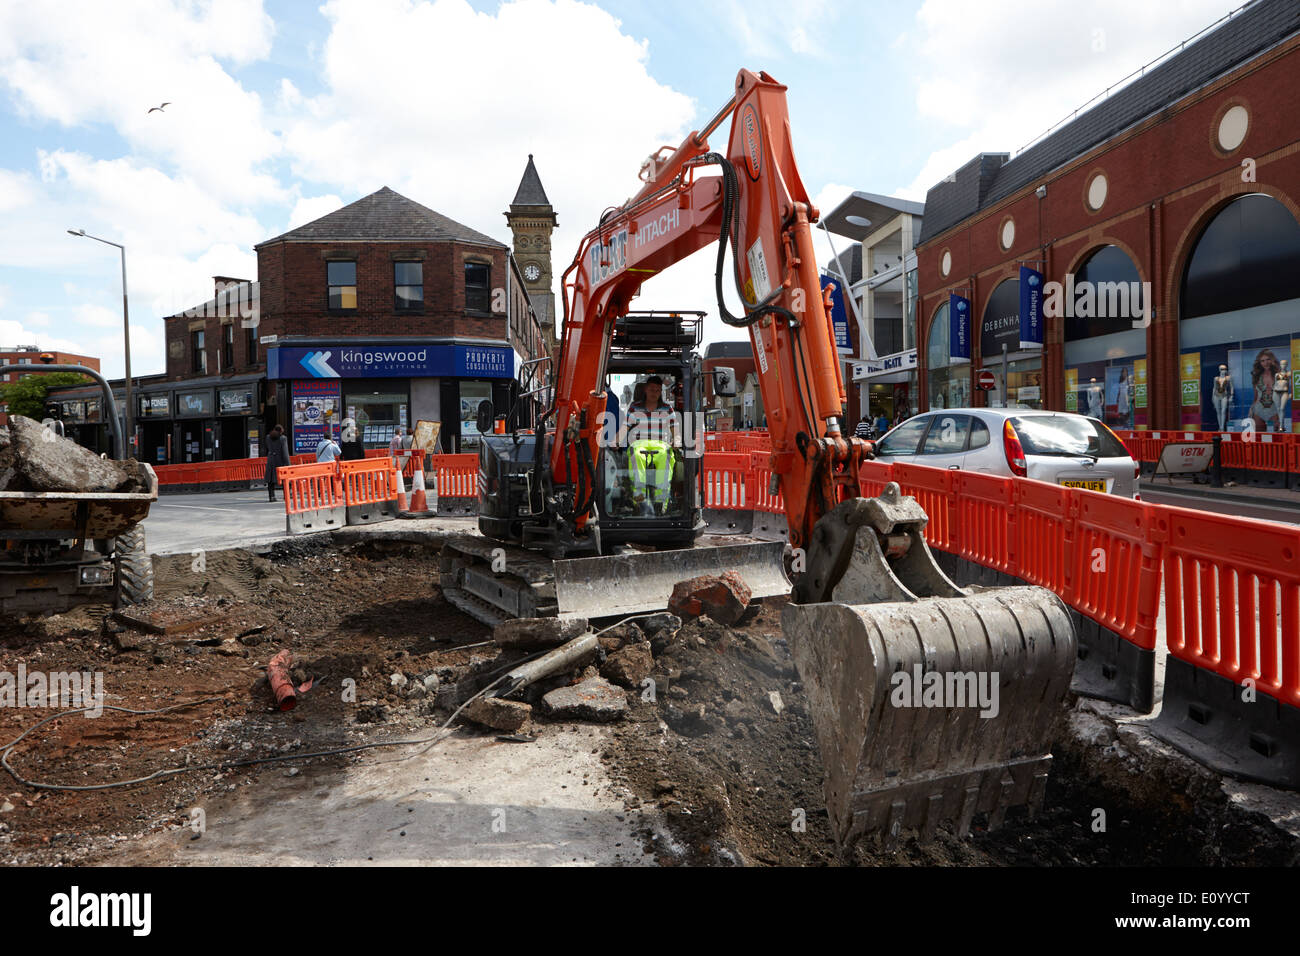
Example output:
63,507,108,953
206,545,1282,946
871,408,1139,498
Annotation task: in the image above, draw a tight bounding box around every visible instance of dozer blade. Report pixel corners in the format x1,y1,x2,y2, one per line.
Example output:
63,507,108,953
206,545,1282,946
784,483,1076,849
553,541,790,620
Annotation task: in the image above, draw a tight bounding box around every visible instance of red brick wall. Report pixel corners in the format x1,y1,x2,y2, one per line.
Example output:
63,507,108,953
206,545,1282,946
915,33,1300,428
163,240,550,382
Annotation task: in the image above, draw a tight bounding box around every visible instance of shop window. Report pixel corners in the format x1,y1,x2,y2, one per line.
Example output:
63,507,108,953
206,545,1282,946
926,301,968,410
1068,245,1144,341
191,330,206,374
245,324,258,365
345,390,409,449
328,261,357,310
395,262,423,311
222,323,234,369
1181,194,1300,320
465,262,491,313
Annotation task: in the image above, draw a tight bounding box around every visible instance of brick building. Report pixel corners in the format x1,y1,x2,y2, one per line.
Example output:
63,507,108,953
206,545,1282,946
915,0,1300,433
0,345,101,427
150,165,553,463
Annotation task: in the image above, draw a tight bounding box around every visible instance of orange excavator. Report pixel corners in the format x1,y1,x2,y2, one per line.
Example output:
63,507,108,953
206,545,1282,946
442,70,1076,848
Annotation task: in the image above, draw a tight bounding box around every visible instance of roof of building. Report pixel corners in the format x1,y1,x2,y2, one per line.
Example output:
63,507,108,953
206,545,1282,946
704,341,754,360
258,186,504,248
823,191,924,241
824,244,863,285
511,154,551,207
918,0,1300,245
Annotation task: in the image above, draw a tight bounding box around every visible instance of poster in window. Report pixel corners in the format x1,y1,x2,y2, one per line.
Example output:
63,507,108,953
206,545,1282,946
291,380,341,453
1064,369,1078,412
1227,342,1290,433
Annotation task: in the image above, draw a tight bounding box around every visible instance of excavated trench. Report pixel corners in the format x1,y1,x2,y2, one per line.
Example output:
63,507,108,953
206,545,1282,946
1,534,1294,866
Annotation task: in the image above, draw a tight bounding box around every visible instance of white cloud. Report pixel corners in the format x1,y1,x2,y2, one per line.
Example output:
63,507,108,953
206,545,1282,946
288,194,345,233
0,0,281,202
905,0,1244,196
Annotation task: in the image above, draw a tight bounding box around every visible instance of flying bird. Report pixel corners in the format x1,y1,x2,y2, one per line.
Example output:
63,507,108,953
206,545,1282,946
147,102,171,114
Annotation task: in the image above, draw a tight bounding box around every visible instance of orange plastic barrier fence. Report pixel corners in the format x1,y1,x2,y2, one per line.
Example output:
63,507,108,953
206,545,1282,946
338,458,400,524
701,452,751,510
749,452,784,513
279,462,344,533
954,470,1016,578
857,460,893,498
1159,505,1300,707
428,454,478,500
1070,491,1161,652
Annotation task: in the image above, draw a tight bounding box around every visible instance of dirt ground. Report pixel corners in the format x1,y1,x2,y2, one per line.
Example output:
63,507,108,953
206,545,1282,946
1,534,1297,866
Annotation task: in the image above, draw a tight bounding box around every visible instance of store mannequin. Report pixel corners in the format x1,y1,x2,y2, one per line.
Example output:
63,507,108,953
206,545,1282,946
1086,377,1103,419
1274,359,1291,429
1213,364,1233,431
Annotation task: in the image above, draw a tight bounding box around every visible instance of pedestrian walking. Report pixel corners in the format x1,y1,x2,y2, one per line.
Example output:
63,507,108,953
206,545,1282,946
315,433,342,463
264,424,291,502
388,427,405,457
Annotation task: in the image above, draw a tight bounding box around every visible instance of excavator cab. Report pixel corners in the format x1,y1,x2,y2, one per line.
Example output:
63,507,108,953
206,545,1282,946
594,312,706,549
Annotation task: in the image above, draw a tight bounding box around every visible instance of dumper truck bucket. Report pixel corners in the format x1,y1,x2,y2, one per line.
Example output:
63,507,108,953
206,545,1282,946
553,541,790,620
784,483,1076,849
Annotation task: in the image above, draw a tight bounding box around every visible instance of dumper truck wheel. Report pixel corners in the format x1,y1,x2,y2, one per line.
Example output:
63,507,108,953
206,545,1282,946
114,526,154,607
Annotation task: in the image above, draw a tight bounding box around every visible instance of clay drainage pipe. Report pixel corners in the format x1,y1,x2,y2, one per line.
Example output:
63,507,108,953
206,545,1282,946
267,650,298,711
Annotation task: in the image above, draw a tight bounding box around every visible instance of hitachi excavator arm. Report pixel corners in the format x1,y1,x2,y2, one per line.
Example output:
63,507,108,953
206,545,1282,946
514,70,1077,849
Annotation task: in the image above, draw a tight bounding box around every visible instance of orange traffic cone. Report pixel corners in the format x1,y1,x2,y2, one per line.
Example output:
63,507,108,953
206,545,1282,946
392,457,410,513
399,461,435,518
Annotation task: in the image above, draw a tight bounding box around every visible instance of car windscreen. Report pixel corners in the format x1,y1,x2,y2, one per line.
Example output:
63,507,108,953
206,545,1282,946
1009,416,1128,458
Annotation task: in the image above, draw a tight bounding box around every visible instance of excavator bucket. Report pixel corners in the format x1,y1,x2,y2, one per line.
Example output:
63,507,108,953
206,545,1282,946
553,541,790,620
784,483,1075,849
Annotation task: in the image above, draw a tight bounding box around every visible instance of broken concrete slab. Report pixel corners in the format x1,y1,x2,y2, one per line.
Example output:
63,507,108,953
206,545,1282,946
542,676,628,722
462,697,533,733
111,604,237,638
667,571,752,626
493,616,590,650
3,415,147,493
600,644,654,689
596,621,643,653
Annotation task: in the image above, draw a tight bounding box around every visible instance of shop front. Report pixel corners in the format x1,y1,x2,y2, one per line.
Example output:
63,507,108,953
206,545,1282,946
854,349,918,423
267,341,518,455
926,299,970,411
979,278,1043,410
1178,194,1300,433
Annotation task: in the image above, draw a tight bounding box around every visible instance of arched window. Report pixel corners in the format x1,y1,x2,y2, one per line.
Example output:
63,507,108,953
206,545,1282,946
1069,245,1143,341
926,302,966,409
1179,194,1300,434
1182,194,1300,319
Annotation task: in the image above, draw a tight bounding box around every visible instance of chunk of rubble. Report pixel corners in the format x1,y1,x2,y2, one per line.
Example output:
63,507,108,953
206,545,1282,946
1,416,147,493
542,676,628,722
600,644,654,689
462,697,533,733
493,616,590,650
668,571,752,626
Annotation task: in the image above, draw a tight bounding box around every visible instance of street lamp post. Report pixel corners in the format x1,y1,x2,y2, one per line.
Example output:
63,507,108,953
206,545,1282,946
68,228,134,457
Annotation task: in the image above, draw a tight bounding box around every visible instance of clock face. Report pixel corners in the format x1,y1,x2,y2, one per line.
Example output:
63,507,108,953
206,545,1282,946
524,263,541,282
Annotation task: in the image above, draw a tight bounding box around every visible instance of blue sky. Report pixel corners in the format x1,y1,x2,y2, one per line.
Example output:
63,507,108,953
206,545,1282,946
0,0,1243,376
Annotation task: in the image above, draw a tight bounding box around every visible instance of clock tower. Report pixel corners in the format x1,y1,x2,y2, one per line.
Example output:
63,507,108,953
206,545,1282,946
505,154,558,344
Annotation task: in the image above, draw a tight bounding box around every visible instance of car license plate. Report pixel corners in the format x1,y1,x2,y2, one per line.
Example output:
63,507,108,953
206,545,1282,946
1060,479,1106,491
